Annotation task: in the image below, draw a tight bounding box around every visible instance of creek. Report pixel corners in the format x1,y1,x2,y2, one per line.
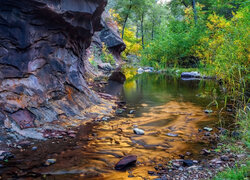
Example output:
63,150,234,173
1,73,231,180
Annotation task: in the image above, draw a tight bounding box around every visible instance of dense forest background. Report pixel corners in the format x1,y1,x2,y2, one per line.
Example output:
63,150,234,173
106,0,249,108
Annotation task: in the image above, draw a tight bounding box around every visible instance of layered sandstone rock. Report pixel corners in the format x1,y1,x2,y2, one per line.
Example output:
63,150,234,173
0,0,113,135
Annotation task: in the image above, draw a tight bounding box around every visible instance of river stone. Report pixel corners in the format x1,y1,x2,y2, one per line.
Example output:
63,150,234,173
133,128,145,135
0,151,14,161
137,68,144,74
32,146,38,151
45,159,57,166
181,72,201,78
204,110,213,114
166,133,178,137
115,155,137,170
204,127,213,132
220,155,229,161
116,109,125,115
183,160,194,167
10,109,36,129
129,110,135,114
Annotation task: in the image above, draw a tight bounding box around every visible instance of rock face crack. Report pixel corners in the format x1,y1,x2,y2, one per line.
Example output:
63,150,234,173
0,0,107,131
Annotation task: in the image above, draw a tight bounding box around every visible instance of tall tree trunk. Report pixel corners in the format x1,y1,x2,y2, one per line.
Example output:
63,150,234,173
121,0,132,39
141,12,144,49
192,0,197,24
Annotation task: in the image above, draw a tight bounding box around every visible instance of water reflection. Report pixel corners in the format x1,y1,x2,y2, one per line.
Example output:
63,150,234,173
2,73,223,180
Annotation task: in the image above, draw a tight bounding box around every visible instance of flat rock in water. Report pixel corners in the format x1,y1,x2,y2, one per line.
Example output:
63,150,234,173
181,72,201,78
133,128,144,135
115,155,137,170
166,133,178,137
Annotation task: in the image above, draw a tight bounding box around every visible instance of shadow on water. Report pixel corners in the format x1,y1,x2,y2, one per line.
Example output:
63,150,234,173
1,73,230,180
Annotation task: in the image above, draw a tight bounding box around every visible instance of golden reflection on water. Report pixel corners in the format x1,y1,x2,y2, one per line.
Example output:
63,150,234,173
83,101,217,179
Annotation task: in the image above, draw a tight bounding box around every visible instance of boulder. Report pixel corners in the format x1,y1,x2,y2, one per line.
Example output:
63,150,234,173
115,155,137,170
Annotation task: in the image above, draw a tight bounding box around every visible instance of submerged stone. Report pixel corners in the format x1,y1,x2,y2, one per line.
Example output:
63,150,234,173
115,155,137,170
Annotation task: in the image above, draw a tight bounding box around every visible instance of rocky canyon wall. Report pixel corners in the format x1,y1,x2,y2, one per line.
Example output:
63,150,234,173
0,0,114,137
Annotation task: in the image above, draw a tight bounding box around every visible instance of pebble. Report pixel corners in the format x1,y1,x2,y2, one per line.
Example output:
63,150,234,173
204,127,213,132
32,146,38,151
200,149,210,155
129,110,135,114
220,155,229,161
116,109,125,114
101,117,110,121
172,162,181,167
204,110,213,113
45,159,56,166
69,134,76,138
204,132,211,136
193,160,198,164
166,133,178,137
68,130,76,134
148,171,154,175
133,128,145,135
179,154,185,159
183,160,194,167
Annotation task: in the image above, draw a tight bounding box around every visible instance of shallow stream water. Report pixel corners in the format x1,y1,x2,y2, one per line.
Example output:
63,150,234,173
1,73,228,180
